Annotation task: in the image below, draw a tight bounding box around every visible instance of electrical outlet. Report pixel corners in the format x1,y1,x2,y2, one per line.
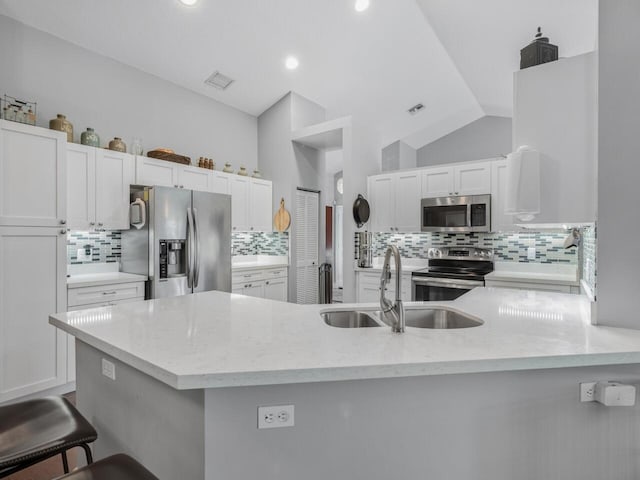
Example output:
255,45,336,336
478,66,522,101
258,405,294,429
527,247,536,260
101,358,116,380
76,248,90,261
580,382,596,402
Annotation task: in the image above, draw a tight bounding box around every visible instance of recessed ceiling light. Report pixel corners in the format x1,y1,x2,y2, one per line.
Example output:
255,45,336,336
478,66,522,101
179,0,198,6
355,0,370,12
285,56,299,70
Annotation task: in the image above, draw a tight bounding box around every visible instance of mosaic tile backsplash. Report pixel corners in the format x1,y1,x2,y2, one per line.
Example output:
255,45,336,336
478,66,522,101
232,232,289,256
67,231,121,265
364,232,578,264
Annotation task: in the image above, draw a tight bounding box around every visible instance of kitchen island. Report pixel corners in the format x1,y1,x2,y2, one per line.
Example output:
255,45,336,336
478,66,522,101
50,289,640,480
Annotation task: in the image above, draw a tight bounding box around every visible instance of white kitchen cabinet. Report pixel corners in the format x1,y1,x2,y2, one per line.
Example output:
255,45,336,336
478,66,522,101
490,159,514,232
250,179,273,232
135,156,179,188
66,281,145,382
178,165,211,192
232,266,288,302
68,145,134,230
0,226,67,403
95,150,135,230
230,176,250,231
421,162,491,198
211,171,231,194
368,171,420,233
356,271,411,303
0,120,67,227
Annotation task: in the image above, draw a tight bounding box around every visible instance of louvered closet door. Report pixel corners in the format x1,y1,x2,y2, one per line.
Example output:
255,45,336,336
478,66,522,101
295,190,319,304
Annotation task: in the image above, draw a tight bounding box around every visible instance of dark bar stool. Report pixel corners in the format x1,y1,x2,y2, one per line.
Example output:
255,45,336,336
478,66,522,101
0,396,97,478
57,454,158,480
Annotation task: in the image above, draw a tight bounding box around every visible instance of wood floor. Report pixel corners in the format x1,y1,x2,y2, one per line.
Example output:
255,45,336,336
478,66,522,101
6,392,81,480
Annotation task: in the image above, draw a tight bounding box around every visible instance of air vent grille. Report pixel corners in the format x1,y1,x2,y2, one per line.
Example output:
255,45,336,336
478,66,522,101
408,103,425,115
204,71,235,90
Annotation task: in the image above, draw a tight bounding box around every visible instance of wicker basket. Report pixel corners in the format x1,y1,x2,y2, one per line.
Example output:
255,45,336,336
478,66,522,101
147,149,191,165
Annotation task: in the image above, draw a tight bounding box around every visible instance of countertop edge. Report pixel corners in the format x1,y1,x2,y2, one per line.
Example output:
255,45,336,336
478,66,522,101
67,273,148,289
484,272,579,286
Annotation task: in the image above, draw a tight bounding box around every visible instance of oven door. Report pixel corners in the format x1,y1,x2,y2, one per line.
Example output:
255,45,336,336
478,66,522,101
412,277,484,302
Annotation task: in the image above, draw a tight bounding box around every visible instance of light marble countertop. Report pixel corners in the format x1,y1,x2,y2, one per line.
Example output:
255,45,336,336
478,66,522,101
49,288,640,390
67,263,147,288
485,262,579,286
232,255,288,271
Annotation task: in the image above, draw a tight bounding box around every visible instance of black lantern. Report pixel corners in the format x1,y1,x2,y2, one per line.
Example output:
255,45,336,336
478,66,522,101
520,27,558,70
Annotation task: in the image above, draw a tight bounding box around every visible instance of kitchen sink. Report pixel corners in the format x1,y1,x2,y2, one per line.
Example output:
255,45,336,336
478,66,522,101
321,311,382,328
403,307,483,329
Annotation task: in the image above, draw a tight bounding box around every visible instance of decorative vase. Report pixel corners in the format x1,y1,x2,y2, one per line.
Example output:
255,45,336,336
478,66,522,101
49,114,73,142
108,137,126,152
237,166,248,176
80,128,100,147
131,137,143,155
251,169,262,178
223,162,233,173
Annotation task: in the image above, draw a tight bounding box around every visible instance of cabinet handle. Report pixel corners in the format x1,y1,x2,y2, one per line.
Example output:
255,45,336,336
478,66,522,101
98,222,103,226
89,222,95,226
250,226,254,230
60,229,67,235
60,219,66,225
180,185,184,188
389,227,393,231
102,291,117,295
266,281,270,285
233,226,236,230
174,184,178,188
455,191,459,195
243,274,251,278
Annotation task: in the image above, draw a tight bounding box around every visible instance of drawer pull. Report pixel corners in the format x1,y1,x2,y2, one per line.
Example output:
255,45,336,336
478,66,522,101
102,291,118,295
243,274,252,278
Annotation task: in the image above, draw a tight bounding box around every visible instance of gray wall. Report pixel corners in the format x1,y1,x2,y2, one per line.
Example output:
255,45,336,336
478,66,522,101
258,92,326,302
203,364,640,479
0,14,257,169
416,115,511,167
597,1,640,328
381,140,416,171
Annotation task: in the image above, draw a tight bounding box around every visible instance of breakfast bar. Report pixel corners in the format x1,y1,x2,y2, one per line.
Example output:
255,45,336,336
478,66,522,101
50,288,640,480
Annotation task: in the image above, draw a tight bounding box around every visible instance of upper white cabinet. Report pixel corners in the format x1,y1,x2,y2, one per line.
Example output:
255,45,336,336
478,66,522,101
0,120,67,227
67,144,134,230
135,156,272,231
421,162,491,198
368,171,420,233
490,159,514,232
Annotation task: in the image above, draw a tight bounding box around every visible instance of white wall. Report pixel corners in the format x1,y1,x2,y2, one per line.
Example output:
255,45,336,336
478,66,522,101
596,1,640,328
417,115,511,167
0,14,257,169
382,140,417,171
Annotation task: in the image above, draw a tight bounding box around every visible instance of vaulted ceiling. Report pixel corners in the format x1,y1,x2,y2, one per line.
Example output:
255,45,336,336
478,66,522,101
0,0,597,149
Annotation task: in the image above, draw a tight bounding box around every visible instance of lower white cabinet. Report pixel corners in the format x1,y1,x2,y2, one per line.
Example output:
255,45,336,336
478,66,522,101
356,271,411,303
232,266,288,302
0,227,67,403
66,281,145,382
485,279,580,294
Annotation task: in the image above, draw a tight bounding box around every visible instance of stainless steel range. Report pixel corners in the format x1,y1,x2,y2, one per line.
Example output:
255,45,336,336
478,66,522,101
411,247,494,302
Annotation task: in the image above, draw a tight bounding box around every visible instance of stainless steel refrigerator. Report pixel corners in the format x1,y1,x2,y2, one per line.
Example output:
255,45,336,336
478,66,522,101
121,185,231,299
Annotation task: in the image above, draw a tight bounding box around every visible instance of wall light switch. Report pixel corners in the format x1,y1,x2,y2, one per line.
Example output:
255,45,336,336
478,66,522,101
527,247,536,260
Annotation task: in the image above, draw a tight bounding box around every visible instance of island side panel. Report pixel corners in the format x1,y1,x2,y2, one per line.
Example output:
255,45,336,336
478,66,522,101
204,365,640,480
75,341,205,479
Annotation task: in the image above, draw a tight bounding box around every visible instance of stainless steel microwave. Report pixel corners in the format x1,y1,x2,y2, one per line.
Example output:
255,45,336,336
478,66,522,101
420,194,491,233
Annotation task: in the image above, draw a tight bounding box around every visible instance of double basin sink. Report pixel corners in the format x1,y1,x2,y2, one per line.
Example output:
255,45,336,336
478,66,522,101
321,307,483,329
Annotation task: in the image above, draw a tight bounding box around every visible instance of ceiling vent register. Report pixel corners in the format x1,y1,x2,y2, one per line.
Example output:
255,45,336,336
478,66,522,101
408,103,425,115
204,71,235,90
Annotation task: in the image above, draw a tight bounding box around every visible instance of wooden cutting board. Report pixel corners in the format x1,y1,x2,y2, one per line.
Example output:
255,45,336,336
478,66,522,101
274,198,291,232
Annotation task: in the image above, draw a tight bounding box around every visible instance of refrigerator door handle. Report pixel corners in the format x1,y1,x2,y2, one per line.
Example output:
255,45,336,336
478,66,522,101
193,207,200,288
186,207,195,289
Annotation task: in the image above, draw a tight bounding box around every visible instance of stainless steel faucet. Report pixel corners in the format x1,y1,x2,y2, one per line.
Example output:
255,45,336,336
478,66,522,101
380,245,405,333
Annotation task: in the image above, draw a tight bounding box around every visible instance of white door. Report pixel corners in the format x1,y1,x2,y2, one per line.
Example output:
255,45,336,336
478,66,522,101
230,176,250,231
0,121,67,227
491,159,514,232
421,166,453,198
368,174,394,232
211,172,231,194
96,150,135,230
179,165,211,192
250,179,273,232
296,189,319,304
264,278,287,302
454,162,491,195
0,226,67,403
135,156,178,187
394,171,421,232
67,144,96,230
